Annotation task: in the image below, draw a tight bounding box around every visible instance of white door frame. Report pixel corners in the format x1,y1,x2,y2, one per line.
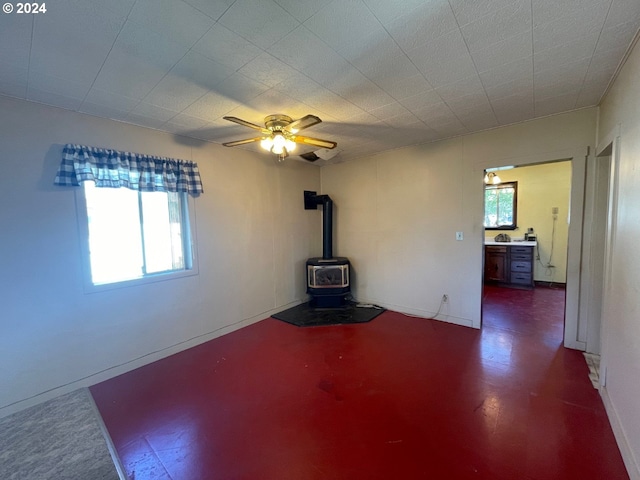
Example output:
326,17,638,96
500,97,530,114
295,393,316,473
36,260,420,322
593,125,621,375
477,146,589,350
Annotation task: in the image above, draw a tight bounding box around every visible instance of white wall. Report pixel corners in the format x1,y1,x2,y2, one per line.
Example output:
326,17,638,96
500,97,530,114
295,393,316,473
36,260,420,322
0,96,321,416
596,37,640,479
321,108,596,329
485,161,572,283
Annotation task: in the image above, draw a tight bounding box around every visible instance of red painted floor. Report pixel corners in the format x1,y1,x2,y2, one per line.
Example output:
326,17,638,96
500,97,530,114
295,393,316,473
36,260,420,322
91,286,629,479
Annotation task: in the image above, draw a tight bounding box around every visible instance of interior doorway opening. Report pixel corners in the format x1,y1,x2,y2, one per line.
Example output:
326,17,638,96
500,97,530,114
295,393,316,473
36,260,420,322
481,161,572,351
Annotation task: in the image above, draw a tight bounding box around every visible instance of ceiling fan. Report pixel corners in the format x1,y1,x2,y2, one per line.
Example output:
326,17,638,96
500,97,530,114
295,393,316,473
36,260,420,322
221,114,337,162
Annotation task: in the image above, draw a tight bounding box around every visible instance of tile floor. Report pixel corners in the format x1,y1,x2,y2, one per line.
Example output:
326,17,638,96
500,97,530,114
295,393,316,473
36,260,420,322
91,286,629,479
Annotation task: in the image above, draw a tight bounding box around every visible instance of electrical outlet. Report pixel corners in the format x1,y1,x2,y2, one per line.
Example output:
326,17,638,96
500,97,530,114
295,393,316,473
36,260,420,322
552,206,559,214
455,231,463,241
442,294,448,303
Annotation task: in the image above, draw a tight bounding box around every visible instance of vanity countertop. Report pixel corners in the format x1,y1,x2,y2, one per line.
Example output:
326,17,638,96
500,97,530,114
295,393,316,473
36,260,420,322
485,240,537,247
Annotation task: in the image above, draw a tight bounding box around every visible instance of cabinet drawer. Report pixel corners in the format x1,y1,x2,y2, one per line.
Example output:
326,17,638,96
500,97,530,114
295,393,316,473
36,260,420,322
511,261,532,273
511,246,533,254
511,253,532,261
486,246,507,253
511,272,533,284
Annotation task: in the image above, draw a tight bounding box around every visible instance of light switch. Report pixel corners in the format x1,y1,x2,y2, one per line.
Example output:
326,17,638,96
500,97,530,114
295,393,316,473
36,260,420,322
456,231,463,241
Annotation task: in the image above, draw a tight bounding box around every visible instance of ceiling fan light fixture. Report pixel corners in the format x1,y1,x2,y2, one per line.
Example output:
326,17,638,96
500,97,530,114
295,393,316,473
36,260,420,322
260,137,274,151
284,138,296,152
260,132,296,155
271,133,286,154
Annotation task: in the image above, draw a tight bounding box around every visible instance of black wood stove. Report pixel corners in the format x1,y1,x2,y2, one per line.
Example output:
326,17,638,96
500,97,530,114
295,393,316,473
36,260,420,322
304,191,350,308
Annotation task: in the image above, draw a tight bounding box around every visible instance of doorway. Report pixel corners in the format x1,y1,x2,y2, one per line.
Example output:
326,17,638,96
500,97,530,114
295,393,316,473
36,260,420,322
581,152,613,355
481,161,572,342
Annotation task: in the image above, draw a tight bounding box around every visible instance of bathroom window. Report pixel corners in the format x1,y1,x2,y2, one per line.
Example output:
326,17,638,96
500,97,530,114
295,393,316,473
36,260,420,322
484,182,517,230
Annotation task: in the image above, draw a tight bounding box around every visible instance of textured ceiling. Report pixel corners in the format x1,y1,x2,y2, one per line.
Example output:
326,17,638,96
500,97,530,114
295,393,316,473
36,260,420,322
1,0,639,164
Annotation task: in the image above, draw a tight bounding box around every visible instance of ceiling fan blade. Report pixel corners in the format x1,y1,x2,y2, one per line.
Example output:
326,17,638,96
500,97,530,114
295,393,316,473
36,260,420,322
223,116,270,134
222,137,263,147
292,135,337,149
284,114,322,133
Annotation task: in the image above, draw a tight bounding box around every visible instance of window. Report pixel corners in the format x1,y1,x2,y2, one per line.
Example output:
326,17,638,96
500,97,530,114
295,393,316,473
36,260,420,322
79,182,196,288
484,181,518,230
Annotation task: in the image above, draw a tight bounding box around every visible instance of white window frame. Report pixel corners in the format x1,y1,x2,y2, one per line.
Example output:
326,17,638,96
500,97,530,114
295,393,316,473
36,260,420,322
75,184,198,293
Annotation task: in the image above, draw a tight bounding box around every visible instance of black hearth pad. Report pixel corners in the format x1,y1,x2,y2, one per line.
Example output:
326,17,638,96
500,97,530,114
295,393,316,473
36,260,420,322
272,302,385,327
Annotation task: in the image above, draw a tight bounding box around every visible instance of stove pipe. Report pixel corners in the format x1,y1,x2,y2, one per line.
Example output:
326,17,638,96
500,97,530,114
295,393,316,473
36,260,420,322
304,191,333,260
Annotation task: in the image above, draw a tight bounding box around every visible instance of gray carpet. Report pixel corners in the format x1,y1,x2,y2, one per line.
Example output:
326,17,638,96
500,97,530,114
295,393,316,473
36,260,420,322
0,389,120,480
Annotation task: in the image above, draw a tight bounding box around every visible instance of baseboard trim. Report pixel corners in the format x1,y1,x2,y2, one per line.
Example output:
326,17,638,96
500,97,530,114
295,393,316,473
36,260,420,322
564,339,587,351
360,299,475,329
0,299,304,419
534,281,567,289
600,385,640,480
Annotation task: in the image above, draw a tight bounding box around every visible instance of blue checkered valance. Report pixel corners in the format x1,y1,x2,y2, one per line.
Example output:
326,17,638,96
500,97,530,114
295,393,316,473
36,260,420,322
54,144,203,195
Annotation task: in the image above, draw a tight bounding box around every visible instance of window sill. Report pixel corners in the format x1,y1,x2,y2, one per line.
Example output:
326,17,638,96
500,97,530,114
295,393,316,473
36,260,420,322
83,267,199,294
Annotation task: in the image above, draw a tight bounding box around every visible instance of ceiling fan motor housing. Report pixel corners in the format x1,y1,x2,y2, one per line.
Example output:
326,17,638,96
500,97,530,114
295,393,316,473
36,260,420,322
264,114,293,131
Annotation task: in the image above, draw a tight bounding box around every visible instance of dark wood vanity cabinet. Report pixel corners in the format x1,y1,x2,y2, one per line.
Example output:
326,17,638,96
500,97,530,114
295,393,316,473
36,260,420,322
484,246,508,282
485,244,535,288
509,246,534,287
